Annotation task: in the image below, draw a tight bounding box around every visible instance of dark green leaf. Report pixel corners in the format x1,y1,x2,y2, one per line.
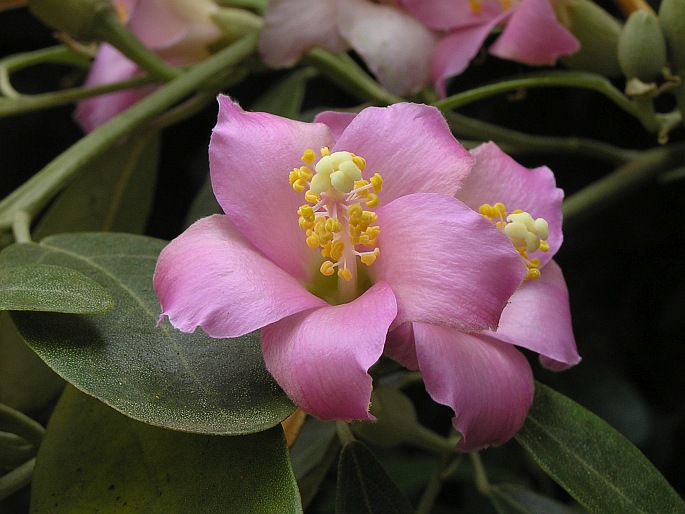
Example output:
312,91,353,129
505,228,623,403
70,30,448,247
336,440,413,514
4,233,294,435
33,132,160,238
251,68,316,118
491,484,582,514
291,418,339,508
31,386,302,513
0,264,112,314
515,382,685,514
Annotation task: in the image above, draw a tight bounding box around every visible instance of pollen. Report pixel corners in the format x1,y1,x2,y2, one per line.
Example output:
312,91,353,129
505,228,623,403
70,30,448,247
479,202,550,280
290,147,383,286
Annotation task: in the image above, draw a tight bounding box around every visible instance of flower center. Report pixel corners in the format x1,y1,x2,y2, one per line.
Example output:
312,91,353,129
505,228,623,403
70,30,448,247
479,202,549,280
289,147,383,297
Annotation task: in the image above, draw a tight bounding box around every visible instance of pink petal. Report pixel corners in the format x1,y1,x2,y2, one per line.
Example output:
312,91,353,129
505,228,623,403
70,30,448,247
261,281,397,420
259,0,347,67
332,103,473,204
371,193,526,331
74,44,155,132
457,142,564,266
314,111,357,141
128,0,189,48
400,0,504,30
432,13,506,97
490,0,579,64
209,97,334,280
154,214,326,338
337,0,437,95
492,260,580,370
384,322,419,370
413,323,534,451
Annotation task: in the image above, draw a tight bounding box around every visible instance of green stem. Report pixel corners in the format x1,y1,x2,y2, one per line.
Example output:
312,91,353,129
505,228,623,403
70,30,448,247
0,433,36,468
0,458,35,500
12,211,32,243
563,142,685,230
336,421,356,446
0,75,157,118
302,48,402,106
416,453,463,514
444,111,635,165
0,404,45,449
433,71,652,130
469,452,491,495
0,33,259,233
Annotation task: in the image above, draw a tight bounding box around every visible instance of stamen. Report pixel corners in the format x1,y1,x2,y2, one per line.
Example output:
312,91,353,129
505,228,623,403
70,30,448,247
479,201,550,280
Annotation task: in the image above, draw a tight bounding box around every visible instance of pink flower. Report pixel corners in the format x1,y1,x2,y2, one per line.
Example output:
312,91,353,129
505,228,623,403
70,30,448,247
400,0,581,96
154,99,543,448
258,0,438,96
75,0,221,132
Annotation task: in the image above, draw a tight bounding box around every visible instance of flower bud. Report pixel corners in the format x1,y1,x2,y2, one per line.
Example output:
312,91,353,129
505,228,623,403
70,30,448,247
618,9,667,81
659,0,685,73
28,0,118,40
557,0,623,76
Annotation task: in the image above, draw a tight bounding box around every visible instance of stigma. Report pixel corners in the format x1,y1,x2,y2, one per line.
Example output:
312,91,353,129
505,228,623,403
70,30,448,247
289,147,383,284
479,202,549,280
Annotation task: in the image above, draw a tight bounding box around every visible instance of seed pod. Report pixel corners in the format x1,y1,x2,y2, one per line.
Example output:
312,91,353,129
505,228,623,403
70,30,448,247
618,9,667,81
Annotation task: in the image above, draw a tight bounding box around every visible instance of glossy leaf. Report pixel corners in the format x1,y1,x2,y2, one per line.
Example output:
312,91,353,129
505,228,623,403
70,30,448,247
31,386,303,513
336,440,413,514
515,382,685,514
4,233,294,435
0,264,112,314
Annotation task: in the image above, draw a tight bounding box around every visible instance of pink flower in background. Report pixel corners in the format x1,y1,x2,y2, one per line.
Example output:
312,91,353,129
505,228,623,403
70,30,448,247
400,0,580,96
75,0,221,132
154,99,538,448
259,0,437,96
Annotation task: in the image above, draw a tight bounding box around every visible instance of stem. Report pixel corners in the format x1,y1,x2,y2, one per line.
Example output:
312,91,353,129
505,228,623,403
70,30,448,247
302,48,402,106
432,71,654,131
336,421,356,446
469,452,491,495
12,211,31,243
0,458,35,500
563,142,685,230
0,33,259,233
416,453,463,514
443,111,635,165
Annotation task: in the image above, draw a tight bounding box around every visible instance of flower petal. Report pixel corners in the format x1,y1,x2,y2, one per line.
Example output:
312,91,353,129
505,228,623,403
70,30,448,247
457,142,564,266
384,322,419,370
492,260,580,370
128,0,189,48
154,214,326,338
259,0,347,67
489,0,579,65
332,103,473,204
432,14,505,97
314,111,357,141
74,44,155,132
337,0,437,95
209,97,334,280
371,193,526,331
413,323,534,451
400,0,504,30
261,281,397,420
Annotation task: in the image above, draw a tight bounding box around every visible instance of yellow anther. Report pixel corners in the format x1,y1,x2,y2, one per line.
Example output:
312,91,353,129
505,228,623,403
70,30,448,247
353,180,370,196
493,202,507,218
360,211,377,224
348,203,362,219
539,240,550,252
302,149,316,164
352,155,366,171
370,173,383,192
321,241,332,258
298,166,313,181
289,169,300,185
326,218,342,233
479,204,494,218
320,146,331,157
360,248,380,266
365,194,379,208
299,216,314,230
320,261,336,276
306,234,320,248
338,267,353,281
304,190,319,204
293,179,306,192
330,240,345,261
526,268,541,280
298,204,315,220
527,258,541,269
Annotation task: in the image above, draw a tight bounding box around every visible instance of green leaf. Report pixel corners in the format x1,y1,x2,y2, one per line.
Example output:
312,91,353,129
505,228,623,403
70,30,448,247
33,132,160,238
0,264,112,314
4,233,294,435
515,382,685,514
251,68,316,118
31,386,302,513
490,484,582,514
336,440,413,514
291,418,339,508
